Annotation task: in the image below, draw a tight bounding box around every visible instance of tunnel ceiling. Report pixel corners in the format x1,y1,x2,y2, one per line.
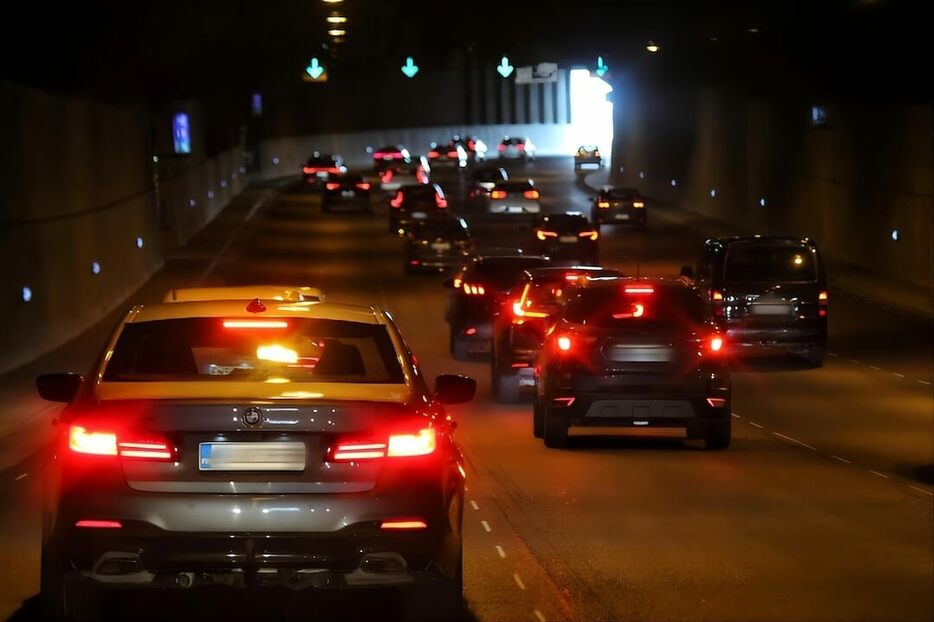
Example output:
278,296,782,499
1,0,930,102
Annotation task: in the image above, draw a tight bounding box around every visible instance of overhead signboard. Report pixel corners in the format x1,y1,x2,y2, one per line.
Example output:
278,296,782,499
515,63,558,84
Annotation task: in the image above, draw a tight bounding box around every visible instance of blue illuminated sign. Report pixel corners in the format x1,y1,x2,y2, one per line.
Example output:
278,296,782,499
173,113,191,154
252,93,262,116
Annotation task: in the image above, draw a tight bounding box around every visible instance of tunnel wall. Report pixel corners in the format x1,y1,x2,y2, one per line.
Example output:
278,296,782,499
610,82,934,288
0,82,245,374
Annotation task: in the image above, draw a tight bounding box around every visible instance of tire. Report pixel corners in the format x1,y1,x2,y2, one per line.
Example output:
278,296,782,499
404,549,464,622
40,548,102,622
802,344,826,368
495,372,520,404
543,405,568,448
452,333,470,361
704,417,732,450
532,397,544,438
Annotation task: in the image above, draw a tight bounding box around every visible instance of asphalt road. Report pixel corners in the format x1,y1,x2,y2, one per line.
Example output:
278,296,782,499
0,157,931,622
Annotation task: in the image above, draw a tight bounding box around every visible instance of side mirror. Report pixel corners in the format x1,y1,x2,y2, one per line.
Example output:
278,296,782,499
37,373,83,403
680,266,695,281
434,374,476,405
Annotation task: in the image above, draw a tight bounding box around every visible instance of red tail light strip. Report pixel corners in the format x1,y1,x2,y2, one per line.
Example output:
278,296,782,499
76,520,123,529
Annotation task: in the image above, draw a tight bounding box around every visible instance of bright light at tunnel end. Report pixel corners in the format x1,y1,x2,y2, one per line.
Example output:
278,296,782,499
569,69,613,161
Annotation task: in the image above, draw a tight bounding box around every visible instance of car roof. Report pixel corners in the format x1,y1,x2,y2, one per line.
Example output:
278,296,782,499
129,300,380,324
538,213,589,224
494,179,534,188
709,235,817,247
525,266,622,282
163,286,325,303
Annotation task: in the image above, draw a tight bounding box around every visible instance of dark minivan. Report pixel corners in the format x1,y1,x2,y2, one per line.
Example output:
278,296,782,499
683,236,829,366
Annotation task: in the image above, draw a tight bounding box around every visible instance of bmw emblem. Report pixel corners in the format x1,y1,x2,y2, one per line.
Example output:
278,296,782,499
243,407,262,426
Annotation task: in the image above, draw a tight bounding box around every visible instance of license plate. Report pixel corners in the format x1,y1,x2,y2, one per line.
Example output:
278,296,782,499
559,235,578,243
412,212,427,219
615,213,630,220
751,304,792,316
431,242,452,251
315,171,328,179
507,206,525,214
382,156,393,161
341,190,355,197
518,375,537,387
199,442,306,471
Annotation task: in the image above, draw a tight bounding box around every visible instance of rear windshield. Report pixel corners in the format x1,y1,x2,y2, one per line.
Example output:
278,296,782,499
495,181,534,192
724,241,818,283
474,169,507,182
565,286,708,328
539,215,589,230
607,188,639,199
411,218,467,237
403,185,438,199
103,318,404,383
472,257,549,289
502,138,525,145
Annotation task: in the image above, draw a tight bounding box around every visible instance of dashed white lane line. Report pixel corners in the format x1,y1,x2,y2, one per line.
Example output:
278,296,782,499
828,352,839,357
534,609,547,622
772,432,817,451
869,365,882,371
495,545,506,559
470,500,479,511
919,380,932,386
831,455,852,464
481,520,492,533
893,372,905,378
731,412,740,419
909,485,934,497
513,573,527,590
869,470,889,479
13,473,28,481
848,359,860,364
749,421,764,429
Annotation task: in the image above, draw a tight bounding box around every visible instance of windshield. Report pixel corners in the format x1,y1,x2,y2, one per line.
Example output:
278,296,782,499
104,318,404,383
724,241,818,283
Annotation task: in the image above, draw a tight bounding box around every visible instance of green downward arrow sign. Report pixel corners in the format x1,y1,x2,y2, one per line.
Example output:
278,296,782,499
401,57,419,78
596,56,608,77
306,57,324,80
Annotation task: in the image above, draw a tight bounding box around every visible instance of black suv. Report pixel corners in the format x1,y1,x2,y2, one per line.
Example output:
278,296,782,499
404,214,474,273
682,236,829,366
491,266,622,403
444,254,550,360
525,213,600,264
592,186,646,226
535,278,731,448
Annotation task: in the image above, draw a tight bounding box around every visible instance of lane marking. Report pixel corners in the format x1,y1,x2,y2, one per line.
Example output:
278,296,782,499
14,473,28,481
470,500,479,511
908,485,934,497
831,455,851,464
495,545,506,559
848,359,860,364
828,352,839,357
749,421,764,429
771,432,817,451
513,573,527,590
731,412,740,419
534,610,547,622
869,365,882,371
919,380,932,386
195,196,268,285
869,470,889,479
481,520,492,533
893,372,905,378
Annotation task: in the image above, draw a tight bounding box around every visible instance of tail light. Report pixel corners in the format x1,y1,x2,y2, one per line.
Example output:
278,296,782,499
325,182,340,190
428,151,440,158
68,425,176,461
523,190,540,200
818,290,828,317
381,519,427,530
302,167,315,174
593,150,600,158
624,285,655,295
356,182,371,191
706,397,727,408
517,143,526,151
76,520,123,529
711,290,724,316
328,427,437,462
490,190,506,199
435,194,448,208
512,299,548,318
597,200,610,208
556,335,572,351
390,191,404,208
417,167,429,184
711,290,723,302
709,336,724,352
633,200,645,208
380,169,394,182
447,151,458,158
536,230,558,241
579,230,599,240
497,144,506,151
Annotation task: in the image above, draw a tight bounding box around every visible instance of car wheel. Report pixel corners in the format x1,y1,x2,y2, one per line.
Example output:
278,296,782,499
704,417,732,450
532,397,544,438
802,345,826,368
40,550,101,622
404,548,464,622
495,371,520,404
543,405,568,448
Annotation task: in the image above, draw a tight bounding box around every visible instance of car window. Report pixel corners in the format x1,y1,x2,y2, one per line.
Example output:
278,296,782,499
104,318,405,383
565,286,708,328
608,188,639,199
472,258,550,289
724,241,818,283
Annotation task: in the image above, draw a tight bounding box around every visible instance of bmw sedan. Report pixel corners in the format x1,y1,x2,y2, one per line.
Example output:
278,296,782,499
36,298,476,620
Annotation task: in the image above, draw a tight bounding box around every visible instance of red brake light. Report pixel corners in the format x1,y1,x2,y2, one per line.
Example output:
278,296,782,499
710,336,724,352
597,200,610,208
325,182,340,190
380,169,394,182
435,195,448,208
490,190,506,199
222,320,288,329
69,425,117,456
76,520,123,529
706,397,727,408
302,167,314,174
523,189,540,200
624,285,655,295
516,143,526,151
331,441,387,461
497,144,506,151
387,428,436,457
556,335,572,351
536,230,558,240
447,150,458,158
579,230,599,240
428,151,440,158
612,302,646,319
329,427,436,462
356,182,371,191
390,191,404,208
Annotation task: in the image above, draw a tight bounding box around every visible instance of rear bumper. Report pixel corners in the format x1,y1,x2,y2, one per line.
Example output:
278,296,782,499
724,324,826,351
594,207,646,224
557,394,730,433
